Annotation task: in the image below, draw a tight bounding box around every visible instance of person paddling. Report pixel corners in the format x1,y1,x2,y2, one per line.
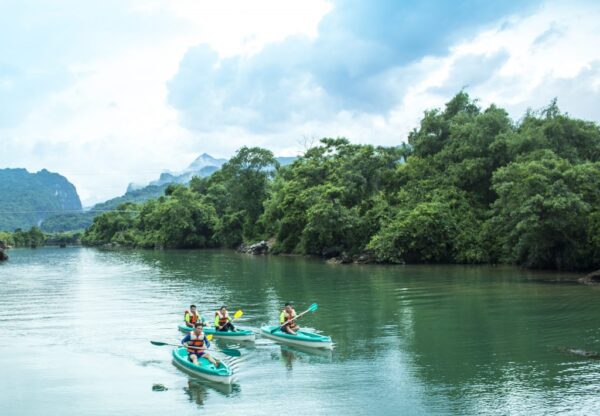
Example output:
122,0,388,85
215,305,236,332
181,323,222,367
184,304,206,328
280,302,299,335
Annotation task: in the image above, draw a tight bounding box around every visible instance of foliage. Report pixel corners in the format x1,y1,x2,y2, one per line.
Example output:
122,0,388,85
190,146,279,246
10,227,46,248
41,184,169,232
486,151,600,269
79,93,600,270
82,188,219,249
261,138,402,255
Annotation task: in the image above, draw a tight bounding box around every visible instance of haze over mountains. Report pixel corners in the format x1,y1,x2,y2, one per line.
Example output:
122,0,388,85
0,153,296,232
126,153,228,192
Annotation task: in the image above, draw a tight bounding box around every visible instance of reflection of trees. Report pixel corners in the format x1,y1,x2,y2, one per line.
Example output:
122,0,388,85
131,249,408,359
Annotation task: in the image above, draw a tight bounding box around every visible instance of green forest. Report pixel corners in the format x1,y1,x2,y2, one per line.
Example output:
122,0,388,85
80,93,600,271
40,184,169,232
0,228,81,248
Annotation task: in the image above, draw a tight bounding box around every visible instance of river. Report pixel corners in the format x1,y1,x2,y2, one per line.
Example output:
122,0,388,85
0,247,598,415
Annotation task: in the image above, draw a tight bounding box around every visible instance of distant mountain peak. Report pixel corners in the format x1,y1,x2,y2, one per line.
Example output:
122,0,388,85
185,153,227,173
123,151,299,205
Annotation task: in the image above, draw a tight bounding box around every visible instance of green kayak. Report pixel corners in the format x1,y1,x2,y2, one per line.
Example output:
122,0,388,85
260,325,333,349
172,347,233,384
178,324,255,341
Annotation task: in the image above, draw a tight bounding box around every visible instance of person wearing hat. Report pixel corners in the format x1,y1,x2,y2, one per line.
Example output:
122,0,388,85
279,302,299,335
214,305,236,332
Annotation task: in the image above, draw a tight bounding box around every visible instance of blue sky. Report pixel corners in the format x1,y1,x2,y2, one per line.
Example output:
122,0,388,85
1,0,599,204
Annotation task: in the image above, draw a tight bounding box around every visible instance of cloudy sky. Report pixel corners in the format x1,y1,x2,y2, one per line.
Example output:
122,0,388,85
1,0,600,205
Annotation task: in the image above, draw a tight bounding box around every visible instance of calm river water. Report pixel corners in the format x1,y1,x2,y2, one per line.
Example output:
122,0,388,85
0,247,599,415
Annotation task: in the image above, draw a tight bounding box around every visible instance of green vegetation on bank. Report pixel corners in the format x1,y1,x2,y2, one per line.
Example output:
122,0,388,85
0,228,81,248
81,93,600,270
83,147,278,249
40,184,170,232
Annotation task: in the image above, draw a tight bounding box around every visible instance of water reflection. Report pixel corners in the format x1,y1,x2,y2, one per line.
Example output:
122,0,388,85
277,345,333,370
279,347,296,370
2,248,599,415
183,379,238,407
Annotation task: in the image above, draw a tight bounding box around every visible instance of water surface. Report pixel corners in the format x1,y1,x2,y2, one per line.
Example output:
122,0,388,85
1,248,599,415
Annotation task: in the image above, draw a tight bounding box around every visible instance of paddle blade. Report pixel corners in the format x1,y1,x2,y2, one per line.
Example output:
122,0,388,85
150,341,169,346
233,310,243,319
220,348,242,357
308,303,318,312
206,334,213,341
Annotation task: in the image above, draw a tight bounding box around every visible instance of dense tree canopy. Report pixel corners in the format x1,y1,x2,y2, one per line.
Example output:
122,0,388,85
81,93,600,270
1,227,46,248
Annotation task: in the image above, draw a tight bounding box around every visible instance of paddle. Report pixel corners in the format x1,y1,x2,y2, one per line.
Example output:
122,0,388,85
150,337,241,357
271,303,318,333
216,309,243,331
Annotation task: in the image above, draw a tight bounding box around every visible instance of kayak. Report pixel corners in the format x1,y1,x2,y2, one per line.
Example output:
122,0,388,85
260,325,333,349
178,324,255,341
172,347,233,384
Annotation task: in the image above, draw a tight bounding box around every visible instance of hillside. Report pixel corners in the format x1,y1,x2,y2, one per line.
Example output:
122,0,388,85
0,168,82,231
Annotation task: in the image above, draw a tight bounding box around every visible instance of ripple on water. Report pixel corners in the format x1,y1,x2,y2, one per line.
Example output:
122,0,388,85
1,248,600,415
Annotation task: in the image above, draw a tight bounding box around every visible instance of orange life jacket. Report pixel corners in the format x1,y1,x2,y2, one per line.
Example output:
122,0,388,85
187,332,205,354
282,309,298,329
185,310,199,325
216,310,230,326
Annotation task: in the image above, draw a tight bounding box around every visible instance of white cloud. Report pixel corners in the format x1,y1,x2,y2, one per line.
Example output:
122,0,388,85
0,0,332,205
414,0,600,115
1,0,599,206
187,0,600,156
369,0,600,147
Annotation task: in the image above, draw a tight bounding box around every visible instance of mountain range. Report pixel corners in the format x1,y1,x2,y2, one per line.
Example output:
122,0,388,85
126,153,228,192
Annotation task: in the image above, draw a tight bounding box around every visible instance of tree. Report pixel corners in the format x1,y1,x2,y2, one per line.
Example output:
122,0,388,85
487,151,600,269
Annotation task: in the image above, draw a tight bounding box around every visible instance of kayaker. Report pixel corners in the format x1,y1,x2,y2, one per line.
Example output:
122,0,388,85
215,305,235,332
184,305,206,328
181,323,222,367
279,302,299,335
